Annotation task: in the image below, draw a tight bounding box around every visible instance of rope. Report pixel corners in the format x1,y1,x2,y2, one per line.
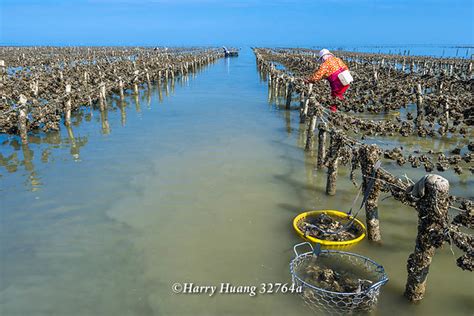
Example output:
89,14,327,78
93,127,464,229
303,160,381,236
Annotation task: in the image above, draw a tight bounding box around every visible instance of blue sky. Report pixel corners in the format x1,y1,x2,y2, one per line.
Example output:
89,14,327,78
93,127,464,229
1,0,473,46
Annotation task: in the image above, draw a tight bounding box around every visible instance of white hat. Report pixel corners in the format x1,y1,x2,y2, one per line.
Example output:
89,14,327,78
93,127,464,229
318,48,333,60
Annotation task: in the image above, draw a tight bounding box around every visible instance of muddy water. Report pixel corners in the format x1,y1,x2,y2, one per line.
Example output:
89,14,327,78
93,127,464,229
0,49,472,316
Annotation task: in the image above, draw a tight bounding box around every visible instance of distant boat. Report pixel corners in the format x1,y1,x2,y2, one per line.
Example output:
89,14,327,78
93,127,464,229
225,51,238,57
223,46,239,57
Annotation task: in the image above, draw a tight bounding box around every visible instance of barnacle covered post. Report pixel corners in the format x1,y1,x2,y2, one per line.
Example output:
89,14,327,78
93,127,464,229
133,70,139,95
304,114,317,151
359,144,383,241
145,68,151,89
18,95,28,144
0,59,6,82
325,129,344,195
299,91,305,115
273,75,279,101
317,122,327,169
442,96,449,130
285,78,293,109
64,84,72,126
449,199,473,271
404,174,450,302
118,77,125,100
98,82,106,111
300,84,312,123
415,83,424,126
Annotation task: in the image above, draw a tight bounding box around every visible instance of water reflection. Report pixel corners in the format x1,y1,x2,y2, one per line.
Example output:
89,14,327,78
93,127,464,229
284,110,292,135
158,81,163,102
0,134,80,192
118,99,127,126
146,89,152,108
100,108,111,135
65,125,81,160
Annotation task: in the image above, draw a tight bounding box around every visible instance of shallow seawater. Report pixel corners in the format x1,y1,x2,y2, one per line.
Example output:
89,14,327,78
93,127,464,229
0,48,472,316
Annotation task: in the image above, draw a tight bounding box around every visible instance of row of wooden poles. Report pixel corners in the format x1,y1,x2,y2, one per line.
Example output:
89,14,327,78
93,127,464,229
1,52,223,194
345,54,454,134
267,65,456,139
296,49,473,78
4,53,222,145
255,51,471,302
2,72,188,192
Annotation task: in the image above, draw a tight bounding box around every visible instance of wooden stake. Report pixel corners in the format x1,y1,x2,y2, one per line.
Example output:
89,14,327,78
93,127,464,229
145,68,151,89
325,130,343,196
316,122,327,169
133,70,139,95
18,95,28,144
64,84,72,126
285,78,293,109
300,84,312,123
0,60,5,82
359,144,382,241
304,115,317,151
415,83,424,126
443,97,449,123
299,91,305,111
118,77,125,100
99,83,106,111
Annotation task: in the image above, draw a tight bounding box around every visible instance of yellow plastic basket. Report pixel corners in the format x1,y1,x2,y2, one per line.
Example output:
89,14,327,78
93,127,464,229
293,210,366,248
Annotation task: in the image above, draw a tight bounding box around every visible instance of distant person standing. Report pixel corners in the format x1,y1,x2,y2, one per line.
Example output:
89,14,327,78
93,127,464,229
304,49,353,112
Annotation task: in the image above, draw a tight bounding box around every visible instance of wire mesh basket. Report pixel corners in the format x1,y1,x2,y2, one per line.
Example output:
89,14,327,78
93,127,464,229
290,242,388,315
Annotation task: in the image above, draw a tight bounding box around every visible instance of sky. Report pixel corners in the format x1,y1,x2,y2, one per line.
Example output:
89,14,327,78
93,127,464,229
0,0,473,46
